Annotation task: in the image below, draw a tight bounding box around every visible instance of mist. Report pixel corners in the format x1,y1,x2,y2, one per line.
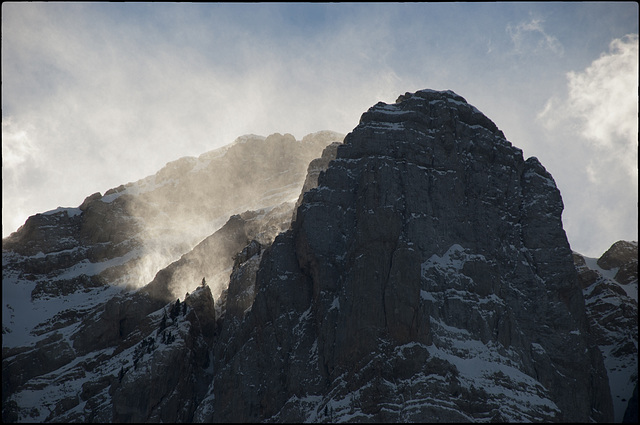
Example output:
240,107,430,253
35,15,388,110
88,131,343,301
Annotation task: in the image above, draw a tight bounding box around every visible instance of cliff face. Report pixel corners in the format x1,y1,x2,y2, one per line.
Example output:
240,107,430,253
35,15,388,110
205,89,613,422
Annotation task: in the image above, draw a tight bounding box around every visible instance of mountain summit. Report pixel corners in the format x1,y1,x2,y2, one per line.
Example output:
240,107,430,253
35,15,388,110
204,89,613,422
3,89,634,422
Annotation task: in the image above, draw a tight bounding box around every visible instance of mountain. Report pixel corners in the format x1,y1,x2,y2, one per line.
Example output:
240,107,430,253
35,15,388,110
574,241,638,422
2,89,635,423
201,89,614,422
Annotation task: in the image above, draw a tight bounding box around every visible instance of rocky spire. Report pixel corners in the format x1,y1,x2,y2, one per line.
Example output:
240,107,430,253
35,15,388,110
206,89,613,422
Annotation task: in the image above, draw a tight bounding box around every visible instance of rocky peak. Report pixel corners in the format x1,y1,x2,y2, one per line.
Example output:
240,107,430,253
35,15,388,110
574,240,638,422
389,88,504,138
598,240,637,269
597,240,638,285
206,89,613,422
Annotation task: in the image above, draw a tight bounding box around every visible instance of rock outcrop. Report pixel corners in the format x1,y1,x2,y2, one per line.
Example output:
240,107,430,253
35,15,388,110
292,141,341,222
574,240,638,422
203,89,613,422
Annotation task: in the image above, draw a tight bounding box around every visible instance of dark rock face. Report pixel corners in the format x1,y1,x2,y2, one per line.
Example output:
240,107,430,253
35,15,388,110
575,240,638,422
597,240,639,285
205,89,613,422
108,286,216,423
292,141,341,222
623,383,638,423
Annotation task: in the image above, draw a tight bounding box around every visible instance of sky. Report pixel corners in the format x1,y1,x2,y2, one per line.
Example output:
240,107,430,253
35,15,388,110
2,2,638,258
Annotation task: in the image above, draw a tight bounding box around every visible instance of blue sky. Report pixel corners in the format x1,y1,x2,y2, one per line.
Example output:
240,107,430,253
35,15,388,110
2,2,638,257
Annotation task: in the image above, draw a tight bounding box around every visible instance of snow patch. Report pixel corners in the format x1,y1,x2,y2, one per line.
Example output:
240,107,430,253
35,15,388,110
42,207,82,217
421,244,487,276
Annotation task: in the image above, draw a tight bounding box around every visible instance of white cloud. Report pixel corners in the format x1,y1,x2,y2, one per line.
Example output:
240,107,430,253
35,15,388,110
1,119,44,235
566,35,638,151
539,34,638,181
537,34,638,257
1,119,40,171
506,17,564,56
